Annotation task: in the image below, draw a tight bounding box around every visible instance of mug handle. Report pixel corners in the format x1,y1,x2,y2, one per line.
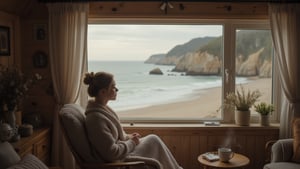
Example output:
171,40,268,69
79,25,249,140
230,152,235,159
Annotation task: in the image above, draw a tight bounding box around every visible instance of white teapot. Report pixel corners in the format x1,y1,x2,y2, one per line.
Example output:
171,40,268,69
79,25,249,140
0,122,14,142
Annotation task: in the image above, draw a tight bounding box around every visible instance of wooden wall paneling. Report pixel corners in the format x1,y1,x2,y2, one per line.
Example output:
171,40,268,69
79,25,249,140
124,126,279,169
163,135,181,164
198,135,209,169
190,135,201,169
160,135,173,152
235,135,247,154
180,135,190,169
160,134,187,167
207,133,233,151
199,135,209,154
244,135,256,169
255,135,267,168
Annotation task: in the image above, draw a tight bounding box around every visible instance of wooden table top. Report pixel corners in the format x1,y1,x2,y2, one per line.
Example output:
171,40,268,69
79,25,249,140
198,153,250,168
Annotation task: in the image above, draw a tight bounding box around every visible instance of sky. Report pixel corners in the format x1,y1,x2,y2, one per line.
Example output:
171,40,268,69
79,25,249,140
88,24,222,61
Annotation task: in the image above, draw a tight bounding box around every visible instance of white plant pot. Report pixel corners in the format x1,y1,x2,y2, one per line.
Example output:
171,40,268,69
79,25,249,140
260,115,270,126
235,110,250,126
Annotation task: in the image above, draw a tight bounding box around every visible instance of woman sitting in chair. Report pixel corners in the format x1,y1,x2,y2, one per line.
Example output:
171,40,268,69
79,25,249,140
83,71,183,169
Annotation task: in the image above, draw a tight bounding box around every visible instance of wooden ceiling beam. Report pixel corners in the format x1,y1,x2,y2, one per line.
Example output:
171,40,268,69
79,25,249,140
37,0,299,3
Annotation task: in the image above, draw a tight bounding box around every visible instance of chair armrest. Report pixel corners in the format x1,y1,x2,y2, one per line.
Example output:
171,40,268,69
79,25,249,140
81,161,145,169
271,138,294,163
103,161,146,167
265,140,277,163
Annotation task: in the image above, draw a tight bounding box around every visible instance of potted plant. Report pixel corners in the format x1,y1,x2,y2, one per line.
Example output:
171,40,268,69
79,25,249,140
0,65,42,141
224,85,261,126
254,102,274,126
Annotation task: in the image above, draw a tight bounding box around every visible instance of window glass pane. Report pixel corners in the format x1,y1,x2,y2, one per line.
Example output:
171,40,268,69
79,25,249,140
88,24,223,121
235,29,273,112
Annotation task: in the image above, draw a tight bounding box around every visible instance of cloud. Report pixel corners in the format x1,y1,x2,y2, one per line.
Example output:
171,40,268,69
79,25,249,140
88,24,222,61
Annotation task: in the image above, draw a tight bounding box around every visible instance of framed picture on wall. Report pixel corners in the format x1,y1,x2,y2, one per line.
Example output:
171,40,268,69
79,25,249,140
0,26,10,56
33,51,48,68
33,24,47,41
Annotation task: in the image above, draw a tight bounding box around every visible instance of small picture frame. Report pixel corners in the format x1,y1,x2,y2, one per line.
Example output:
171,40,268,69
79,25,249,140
33,24,47,41
0,26,10,56
33,51,48,68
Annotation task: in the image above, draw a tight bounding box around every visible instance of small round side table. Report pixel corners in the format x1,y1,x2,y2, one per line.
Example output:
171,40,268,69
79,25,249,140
198,152,250,169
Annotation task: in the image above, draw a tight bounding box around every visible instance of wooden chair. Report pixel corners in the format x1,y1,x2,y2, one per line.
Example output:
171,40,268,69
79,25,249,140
59,104,145,169
264,140,277,163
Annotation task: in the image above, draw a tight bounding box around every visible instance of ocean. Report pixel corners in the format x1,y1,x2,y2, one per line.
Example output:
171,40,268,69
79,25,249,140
88,61,246,111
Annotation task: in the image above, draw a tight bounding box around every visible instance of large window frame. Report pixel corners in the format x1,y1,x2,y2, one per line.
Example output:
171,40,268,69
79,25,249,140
88,19,277,124
223,20,276,124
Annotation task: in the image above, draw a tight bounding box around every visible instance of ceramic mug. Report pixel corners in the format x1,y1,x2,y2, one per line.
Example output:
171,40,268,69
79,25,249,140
218,148,234,162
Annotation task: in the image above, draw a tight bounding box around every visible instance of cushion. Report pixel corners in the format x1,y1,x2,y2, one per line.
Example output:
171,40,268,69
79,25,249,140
7,154,48,169
292,118,300,163
60,104,97,162
271,139,293,162
0,142,21,169
264,162,300,169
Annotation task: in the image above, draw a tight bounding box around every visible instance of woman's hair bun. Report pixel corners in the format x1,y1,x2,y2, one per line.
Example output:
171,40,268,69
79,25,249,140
83,72,95,85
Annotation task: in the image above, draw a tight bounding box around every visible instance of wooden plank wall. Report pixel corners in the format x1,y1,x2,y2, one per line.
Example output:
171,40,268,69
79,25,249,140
89,2,269,20
124,124,279,169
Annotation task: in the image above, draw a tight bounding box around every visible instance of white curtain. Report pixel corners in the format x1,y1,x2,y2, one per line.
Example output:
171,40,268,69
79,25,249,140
48,3,89,168
269,3,300,138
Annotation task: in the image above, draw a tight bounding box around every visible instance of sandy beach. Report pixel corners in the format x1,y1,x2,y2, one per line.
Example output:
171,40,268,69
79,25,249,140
117,77,272,119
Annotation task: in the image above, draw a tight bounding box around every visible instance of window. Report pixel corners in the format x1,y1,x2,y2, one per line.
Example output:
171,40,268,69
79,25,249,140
234,29,273,112
88,20,274,123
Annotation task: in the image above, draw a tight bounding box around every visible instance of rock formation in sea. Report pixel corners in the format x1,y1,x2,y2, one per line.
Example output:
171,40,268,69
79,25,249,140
149,68,163,75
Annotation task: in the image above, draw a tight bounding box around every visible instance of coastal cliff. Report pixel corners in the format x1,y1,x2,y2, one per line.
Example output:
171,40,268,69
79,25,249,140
145,30,272,77
173,51,221,75
145,37,215,65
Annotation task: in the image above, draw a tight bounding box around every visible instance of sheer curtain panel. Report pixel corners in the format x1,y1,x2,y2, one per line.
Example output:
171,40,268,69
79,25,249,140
47,3,89,168
269,3,300,138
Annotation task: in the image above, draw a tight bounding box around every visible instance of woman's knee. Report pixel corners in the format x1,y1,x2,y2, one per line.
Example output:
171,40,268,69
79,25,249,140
145,134,165,145
147,134,161,141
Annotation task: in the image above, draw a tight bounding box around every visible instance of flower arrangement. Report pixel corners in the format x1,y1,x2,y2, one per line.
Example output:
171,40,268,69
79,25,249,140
0,65,42,113
224,85,261,111
254,102,274,116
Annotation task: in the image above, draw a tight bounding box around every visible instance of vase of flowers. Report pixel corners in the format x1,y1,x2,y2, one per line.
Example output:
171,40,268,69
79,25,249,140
224,85,261,126
254,102,274,126
0,65,42,141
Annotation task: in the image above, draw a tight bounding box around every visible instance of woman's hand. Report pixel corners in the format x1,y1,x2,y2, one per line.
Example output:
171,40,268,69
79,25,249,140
131,132,141,138
129,132,141,145
131,136,140,145
128,132,141,139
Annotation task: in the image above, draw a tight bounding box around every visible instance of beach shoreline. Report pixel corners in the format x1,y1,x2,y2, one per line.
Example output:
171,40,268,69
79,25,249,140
116,77,272,119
